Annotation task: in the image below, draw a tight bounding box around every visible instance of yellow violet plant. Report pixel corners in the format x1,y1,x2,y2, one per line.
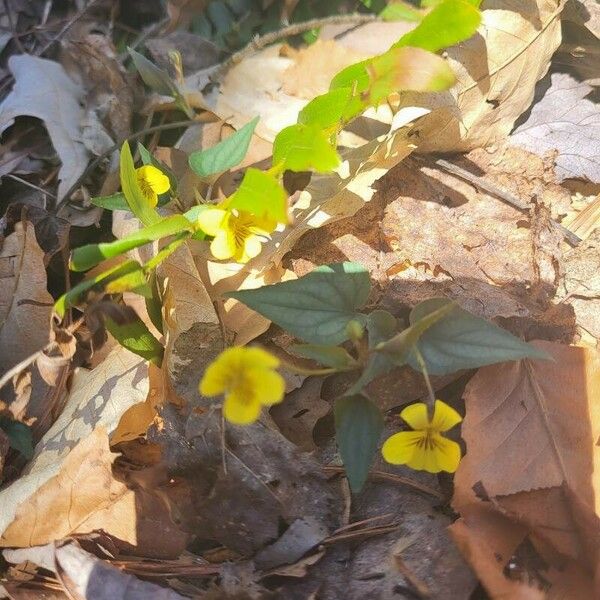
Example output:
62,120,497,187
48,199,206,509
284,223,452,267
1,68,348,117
382,400,462,473
199,346,285,425
135,165,170,207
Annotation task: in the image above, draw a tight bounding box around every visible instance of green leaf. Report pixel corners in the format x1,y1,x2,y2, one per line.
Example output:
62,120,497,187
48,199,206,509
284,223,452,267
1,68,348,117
347,310,398,394
105,315,164,365
393,0,481,53
298,88,361,132
406,298,552,375
70,215,194,272
377,300,457,364
128,47,178,97
334,395,383,492
91,192,130,211
228,262,371,346
120,141,161,226
0,418,34,459
331,46,455,106
226,167,287,223
145,272,164,334
290,344,355,369
189,116,259,177
55,260,150,318
380,2,424,21
272,124,341,173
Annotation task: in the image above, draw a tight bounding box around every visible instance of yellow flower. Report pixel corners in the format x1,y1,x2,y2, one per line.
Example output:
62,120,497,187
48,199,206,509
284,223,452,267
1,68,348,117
199,346,285,425
197,207,276,263
382,400,462,474
135,165,170,206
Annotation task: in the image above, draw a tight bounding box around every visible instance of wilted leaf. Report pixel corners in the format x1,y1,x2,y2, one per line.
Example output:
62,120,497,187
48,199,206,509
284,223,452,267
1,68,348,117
189,116,259,177
334,395,384,492
229,263,371,346
511,72,600,182
0,55,90,200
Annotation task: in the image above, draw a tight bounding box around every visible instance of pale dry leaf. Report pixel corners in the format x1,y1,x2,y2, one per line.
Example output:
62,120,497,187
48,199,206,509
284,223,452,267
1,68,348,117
511,72,600,182
4,540,186,599
0,55,91,200
454,341,600,564
0,347,148,544
405,0,567,152
0,221,52,379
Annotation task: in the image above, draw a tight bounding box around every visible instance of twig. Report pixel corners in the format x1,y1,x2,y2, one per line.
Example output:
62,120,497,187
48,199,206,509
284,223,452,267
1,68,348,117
56,118,202,210
212,13,377,81
3,0,28,54
6,173,58,200
323,466,444,499
418,155,581,247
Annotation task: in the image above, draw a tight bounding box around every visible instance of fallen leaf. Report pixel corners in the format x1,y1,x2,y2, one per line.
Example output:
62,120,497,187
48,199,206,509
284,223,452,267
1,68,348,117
4,540,187,599
563,0,600,39
511,72,600,182
454,341,600,577
0,55,91,200
403,0,567,152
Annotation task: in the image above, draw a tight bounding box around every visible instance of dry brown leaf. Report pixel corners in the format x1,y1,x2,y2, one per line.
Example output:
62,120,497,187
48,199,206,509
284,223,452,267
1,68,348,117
454,341,600,573
0,347,149,545
405,0,567,152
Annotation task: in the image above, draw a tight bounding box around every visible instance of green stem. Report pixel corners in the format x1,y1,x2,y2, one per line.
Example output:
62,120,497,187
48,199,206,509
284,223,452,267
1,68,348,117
413,347,436,417
279,359,339,377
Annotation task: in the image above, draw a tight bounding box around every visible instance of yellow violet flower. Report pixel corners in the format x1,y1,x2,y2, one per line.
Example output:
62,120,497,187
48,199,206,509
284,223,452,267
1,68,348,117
382,400,462,474
197,207,276,263
199,346,285,425
136,165,170,206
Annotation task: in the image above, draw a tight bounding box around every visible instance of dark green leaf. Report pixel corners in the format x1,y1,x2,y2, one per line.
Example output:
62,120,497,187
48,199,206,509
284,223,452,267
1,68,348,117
290,344,355,369
0,418,34,459
70,215,193,272
189,116,259,177
105,315,163,365
334,395,383,492
91,193,130,211
347,310,398,394
406,298,552,375
228,262,371,345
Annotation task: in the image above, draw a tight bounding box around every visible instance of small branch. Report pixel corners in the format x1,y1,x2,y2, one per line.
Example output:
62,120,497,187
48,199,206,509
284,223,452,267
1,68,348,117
212,13,377,81
6,174,57,200
413,347,436,418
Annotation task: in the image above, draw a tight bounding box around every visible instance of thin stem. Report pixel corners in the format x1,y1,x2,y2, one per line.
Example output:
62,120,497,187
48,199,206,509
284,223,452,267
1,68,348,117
278,359,339,377
6,174,57,200
413,347,436,417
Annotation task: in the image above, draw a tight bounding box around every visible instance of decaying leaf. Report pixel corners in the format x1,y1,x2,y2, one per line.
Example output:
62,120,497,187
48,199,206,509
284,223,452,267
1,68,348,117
453,341,600,593
0,55,91,200
511,72,600,182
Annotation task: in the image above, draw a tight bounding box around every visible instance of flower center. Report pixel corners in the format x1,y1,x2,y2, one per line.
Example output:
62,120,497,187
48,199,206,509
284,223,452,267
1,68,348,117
416,429,439,451
137,177,155,200
229,215,252,248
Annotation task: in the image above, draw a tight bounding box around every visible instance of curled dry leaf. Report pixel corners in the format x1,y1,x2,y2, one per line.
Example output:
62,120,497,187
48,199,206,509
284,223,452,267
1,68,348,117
0,55,91,200
405,0,567,152
453,341,600,595
4,540,187,599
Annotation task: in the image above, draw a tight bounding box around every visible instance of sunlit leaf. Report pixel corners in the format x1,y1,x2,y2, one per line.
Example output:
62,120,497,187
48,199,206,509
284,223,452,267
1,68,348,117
226,167,288,223
229,262,371,346
298,88,361,132
189,116,259,177
380,2,424,21
105,315,163,365
273,123,340,173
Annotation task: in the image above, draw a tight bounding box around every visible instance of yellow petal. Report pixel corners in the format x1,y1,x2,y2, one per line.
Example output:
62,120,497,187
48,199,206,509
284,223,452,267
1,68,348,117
199,359,229,396
210,229,236,260
239,347,280,370
251,368,285,407
237,234,262,263
399,402,430,430
197,208,228,237
381,431,424,465
431,434,461,473
136,165,170,195
431,400,462,432
223,391,262,425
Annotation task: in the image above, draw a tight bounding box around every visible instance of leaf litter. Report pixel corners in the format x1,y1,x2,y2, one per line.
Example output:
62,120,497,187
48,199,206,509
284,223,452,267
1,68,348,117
0,1,599,599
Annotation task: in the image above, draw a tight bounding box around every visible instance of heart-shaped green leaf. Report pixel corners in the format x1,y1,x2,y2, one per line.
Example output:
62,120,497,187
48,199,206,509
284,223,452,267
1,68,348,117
228,262,371,346
189,116,259,177
334,395,384,492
